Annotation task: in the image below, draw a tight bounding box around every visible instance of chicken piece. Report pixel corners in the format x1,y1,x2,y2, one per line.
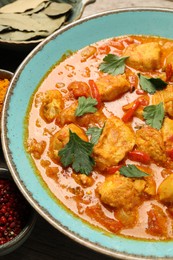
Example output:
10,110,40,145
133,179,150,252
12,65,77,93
57,102,77,126
152,85,173,117
123,42,161,71
98,174,141,210
164,51,173,68
80,45,97,62
95,74,130,101
49,123,88,161
40,90,64,123
135,126,167,165
133,177,156,197
93,116,135,170
161,117,173,151
158,174,173,204
57,101,106,128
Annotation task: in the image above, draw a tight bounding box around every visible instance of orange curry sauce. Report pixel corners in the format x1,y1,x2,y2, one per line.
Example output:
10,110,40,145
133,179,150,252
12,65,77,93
26,35,173,240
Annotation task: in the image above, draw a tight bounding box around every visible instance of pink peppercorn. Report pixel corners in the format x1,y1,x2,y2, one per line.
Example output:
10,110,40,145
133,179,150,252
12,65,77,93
0,178,30,245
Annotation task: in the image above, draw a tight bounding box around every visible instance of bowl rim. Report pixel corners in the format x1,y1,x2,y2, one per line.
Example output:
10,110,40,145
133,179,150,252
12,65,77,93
2,7,173,260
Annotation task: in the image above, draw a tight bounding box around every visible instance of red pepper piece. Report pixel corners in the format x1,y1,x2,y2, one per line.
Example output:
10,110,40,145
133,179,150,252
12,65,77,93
106,165,122,174
166,150,173,160
88,79,102,109
122,99,141,123
128,150,151,164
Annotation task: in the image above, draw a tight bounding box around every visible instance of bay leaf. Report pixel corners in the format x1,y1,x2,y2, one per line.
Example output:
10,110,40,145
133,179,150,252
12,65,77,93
25,1,50,15
31,13,66,33
43,2,72,16
0,0,49,14
0,13,48,32
0,30,49,41
0,24,9,32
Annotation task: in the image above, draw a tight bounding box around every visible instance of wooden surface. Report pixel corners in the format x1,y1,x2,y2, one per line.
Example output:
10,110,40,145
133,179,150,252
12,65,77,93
1,0,173,259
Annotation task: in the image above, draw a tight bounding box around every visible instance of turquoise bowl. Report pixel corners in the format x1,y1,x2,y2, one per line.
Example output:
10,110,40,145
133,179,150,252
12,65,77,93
2,8,173,259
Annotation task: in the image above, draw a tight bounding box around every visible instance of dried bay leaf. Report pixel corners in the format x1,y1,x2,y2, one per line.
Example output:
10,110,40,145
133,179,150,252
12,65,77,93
0,13,48,32
0,25,9,32
0,30,48,41
31,13,66,33
43,2,72,16
25,1,50,15
0,14,66,41
0,0,49,14
0,0,73,42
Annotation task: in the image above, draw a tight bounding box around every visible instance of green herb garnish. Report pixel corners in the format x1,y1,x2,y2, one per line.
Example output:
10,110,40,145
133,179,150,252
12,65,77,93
75,96,98,117
120,164,149,178
138,74,167,94
99,54,129,75
143,102,165,130
86,126,103,145
58,130,95,175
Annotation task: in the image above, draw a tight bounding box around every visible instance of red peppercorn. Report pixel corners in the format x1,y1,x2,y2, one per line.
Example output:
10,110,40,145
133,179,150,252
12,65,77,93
0,178,30,245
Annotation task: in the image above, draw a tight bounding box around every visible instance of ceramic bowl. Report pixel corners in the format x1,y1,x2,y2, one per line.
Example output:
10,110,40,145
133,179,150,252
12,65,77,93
0,167,37,256
0,69,13,81
0,0,96,51
2,7,173,260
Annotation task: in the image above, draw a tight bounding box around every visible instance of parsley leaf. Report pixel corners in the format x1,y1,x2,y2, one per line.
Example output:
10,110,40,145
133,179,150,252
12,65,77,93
120,164,149,178
58,130,95,175
75,96,98,117
86,126,103,144
99,54,129,75
143,102,165,130
138,74,167,94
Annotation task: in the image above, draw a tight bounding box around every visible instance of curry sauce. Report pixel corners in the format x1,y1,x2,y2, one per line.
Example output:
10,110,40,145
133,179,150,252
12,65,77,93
26,35,173,240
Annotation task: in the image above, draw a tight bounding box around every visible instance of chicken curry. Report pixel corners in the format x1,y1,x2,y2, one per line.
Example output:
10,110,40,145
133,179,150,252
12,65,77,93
26,35,173,241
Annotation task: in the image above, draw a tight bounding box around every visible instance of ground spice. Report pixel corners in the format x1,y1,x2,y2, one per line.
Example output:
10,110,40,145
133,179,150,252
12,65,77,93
0,78,10,117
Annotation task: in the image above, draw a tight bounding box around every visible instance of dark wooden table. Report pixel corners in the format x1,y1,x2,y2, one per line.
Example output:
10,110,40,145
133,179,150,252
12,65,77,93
0,0,172,259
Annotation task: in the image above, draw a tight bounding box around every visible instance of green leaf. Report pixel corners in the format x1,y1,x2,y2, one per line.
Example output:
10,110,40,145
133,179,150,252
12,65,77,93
75,96,98,117
120,164,149,178
58,130,95,175
99,54,129,75
143,102,165,130
86,126,103,144
138,74,167,94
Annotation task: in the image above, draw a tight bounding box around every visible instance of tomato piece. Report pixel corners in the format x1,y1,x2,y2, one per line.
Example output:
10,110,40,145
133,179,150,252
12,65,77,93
122,99,141,123
166,63,173,82
166,149,173,160
106,165,122,174
68,81,90,98
88,79,102,109
98,45,111,54
146,204,167,237
128,150,151,164
85,203,123,233
136,89,146,95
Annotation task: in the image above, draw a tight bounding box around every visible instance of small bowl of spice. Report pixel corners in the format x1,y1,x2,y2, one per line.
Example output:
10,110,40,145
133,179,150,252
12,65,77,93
0,69,13,119
0,167,37,256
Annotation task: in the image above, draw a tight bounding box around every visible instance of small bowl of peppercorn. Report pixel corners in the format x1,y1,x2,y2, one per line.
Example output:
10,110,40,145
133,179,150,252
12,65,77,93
0,167,37,256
